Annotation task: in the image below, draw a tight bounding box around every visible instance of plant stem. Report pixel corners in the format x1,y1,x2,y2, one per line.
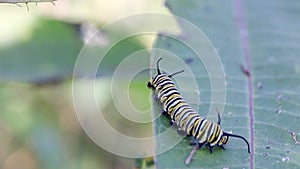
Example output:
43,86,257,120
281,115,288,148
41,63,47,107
0,0,56,3
185,144,199,165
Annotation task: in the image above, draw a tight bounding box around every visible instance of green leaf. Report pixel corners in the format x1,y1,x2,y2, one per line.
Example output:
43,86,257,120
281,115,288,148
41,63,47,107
0,18,83,82
0,17,147,83
151,0,300,168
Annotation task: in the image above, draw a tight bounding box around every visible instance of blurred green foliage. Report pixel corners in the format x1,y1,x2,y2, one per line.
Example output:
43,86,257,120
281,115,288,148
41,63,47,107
0,1,172,169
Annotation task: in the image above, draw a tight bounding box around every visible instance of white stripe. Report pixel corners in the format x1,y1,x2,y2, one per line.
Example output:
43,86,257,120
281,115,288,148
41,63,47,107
165,98,182,111
172,105,189,119
158,88,178,99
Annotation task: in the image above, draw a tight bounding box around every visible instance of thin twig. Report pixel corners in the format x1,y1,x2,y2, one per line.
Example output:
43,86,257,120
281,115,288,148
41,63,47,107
25,2,29,11
0,0,57,3
185,144,199,165
0,0,56,10
11,2,21,7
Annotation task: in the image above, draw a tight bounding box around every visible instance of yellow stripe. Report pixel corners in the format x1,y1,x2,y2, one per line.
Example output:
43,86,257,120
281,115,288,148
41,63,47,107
197,121,210,142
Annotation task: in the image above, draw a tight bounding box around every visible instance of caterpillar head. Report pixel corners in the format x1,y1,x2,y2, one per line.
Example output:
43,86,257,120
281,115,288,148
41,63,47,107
218,134,229,146
147,57,184,89
221,132,251,153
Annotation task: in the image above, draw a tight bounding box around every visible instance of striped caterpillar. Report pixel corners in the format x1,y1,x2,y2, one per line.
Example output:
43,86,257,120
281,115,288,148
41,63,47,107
147,58,250,163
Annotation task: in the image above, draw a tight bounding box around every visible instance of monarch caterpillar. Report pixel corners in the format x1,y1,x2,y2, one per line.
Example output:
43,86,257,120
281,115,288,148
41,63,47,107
147,58,250,157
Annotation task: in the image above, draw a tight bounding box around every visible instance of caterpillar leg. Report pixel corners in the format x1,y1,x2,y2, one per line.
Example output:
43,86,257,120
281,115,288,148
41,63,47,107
170,120,174,126
208,144,226,153
177,129,186,136
219,145,225,150
198,142,205,149
152,93,159,100
208,144,214,153
169,121,187,136
161,110,168,116
161,111,186,136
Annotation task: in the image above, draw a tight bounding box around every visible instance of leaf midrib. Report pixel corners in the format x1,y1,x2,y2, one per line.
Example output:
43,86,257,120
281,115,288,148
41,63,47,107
234,0,255,168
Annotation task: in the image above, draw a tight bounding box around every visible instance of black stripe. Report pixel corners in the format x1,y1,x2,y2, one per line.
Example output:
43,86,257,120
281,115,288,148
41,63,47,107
210,127,221,144
152,75,164,84
205,123,214,140
172,105,189,121
177,109,193,127
155,78,173,87
165,97,182,111
159,89,179,101
185,115,199,135
157,78,173,85
185,114,198,130
159,84,177,94
172,105,191,119
194,118,205,138
160,87,180,98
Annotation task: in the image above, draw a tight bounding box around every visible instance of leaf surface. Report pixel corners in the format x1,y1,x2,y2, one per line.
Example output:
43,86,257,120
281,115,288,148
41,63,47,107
151,0,300,168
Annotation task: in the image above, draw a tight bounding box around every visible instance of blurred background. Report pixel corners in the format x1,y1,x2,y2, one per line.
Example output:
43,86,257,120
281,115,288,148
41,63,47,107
0,1,178,169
